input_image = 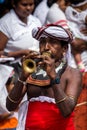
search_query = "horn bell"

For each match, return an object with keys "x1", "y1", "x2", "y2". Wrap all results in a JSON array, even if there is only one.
[{"x1": 23, "y1": 59, "x2": 36, "y2": 73}]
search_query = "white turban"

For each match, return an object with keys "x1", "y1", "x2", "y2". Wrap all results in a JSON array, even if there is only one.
[{"x1": 32, "y1": 24, "x2": 73, "y2": 43}]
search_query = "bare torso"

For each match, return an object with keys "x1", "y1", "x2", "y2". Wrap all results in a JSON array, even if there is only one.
[{"x1": 27, "y1": 66, "x2": 81, "y2": 100}]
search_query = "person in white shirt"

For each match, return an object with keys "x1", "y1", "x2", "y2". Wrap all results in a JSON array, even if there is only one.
[
  {"x1": 33, "y1": 0, "x2": 49, "y2": 25},
  {"x1": 0, "y1": 0, "x2": 41, "y2": 83},
  {"x1": 59, "y1": 0, "x2": 87, "y2": 73},
  {"x1": 33, "y1": 0, "x2": 56, "y2": 25},
  {"x1": 45, "y1": 0, "x2": 69, "y2": 29}
]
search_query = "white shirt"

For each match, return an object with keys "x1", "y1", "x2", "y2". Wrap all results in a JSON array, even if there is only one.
[
  {"x1": 65, "y1": 6, "x2": 87, "y2": 41},
  {"x1": 45, "y1": 3, "x2": 67, "y2": 28},
  {"x1": 33, "y1": 0, "x2": 49, "y2": 25},
  {"x1": 0, "y1": 9, "x2": 42, "y2": 52}
]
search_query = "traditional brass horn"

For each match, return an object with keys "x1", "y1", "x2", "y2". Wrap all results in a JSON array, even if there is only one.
[
  {"x1": 23, "y1": 52, "x2": 51, "y2": 73},
  {"x1": 23, "y1": 59, "x2": 36, "y2": 73}
]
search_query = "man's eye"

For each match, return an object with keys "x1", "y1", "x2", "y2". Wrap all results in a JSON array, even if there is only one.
[
  {"x1": 29, "y1": 3, "x2": 34, "y2": 6},
  {"x1": 21, "y1": 3, "x2": 28, "y2": 6}
]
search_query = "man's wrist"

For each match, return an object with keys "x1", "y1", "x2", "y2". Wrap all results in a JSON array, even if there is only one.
[
  {"x1": 18, "y1": 78, "x2": 27, "y2": 86},
  {"x1": 51, "y1": 77, "x2": 60, "y2": 85}
]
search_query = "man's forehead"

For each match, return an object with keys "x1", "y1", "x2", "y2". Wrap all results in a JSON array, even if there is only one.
[{"x1": 40, "y1": 37, "x2": 59, "y2": 42}]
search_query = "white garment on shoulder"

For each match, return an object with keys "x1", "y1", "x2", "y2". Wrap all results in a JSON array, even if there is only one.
[
  {"x1": 34, "y1": 0, "x2": 49, "y2": 25},
  {"x1": 45, "y1": 3, "x2": 67, "y2": 25},
  {"x1": 0, "y1": 9, "x2": 41, "y2": 52},
  {"x1": 65, "y1": 6, "x2": 87, "y2": 41}
]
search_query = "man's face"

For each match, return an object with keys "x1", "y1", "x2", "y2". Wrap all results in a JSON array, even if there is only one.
[
  {"x1": 39, "y1": 37, "x2": 65, "y2": 61},
  {"x1": 14, "y1": 0, "x2": 35, "y2": 19}
]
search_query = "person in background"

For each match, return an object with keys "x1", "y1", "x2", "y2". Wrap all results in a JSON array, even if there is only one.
[
  {"x1": 0, "y1": 64, "x2": 18, "y2": 130},
  {"x1": 58, "y1": 1, "x2": 87, "y2": 130},
  {"x1": 6, "y1": 24, "x2": 82, "y2": 130},
  {"x1": 45, "y1": 0, "x2": 69, "y2": 29},
  {"x1": 33, "y1": 0, "x2": 56, "y2": 25},
  {"x1": 0, "y1": 0, "x2": 41, "y2": 83},
  {"x1": 59, "y1": 0, "x2": 87, "y2": 73}
]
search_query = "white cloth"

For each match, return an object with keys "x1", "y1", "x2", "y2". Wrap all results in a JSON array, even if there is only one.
[
  {"x1": 0, "y1": 83, "x2": 18, "y2": 120},
  {"x1": 45, "y1": 3, "x2": 68, "y2": 29},
  {"x1": 30, "y1": 96, "x2": 55, "y2": 103},
  {"x1": 0, "y1": 64, "x2": 13, "y2": 113},
  {"x1": 0, "y1": 57, "x2": 15, "y2": 63},
  {"x1": 16, "y1": 101, "x2": 29, "y2": 130},
  {"x1": 67, "y1": 44, "x2": 87, "y2": 72},
  {"x1": 0, "y1": 64, "x2": 18, "y2": 121},
  {"x1": 0, "y1": 84, "x2": 10, "y2": 114},
  {"x1": 0, "y1": 9, "x2": 41, "y2": 53},
  {"x1": 65, "y1": 6, "x2": 87, "y2": 41},
  {"x1": 0, "y1": 64, "x2": 13, "y2": 91},
  {"x1": 32, "y1": 24, "x2": 73, "y2": 43},
  {"x1": 34, "y1": 0, "x2": 49, "y2": 25}
]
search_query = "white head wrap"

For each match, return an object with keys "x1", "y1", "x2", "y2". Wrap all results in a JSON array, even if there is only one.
[{"x1": 32, "y1": 24, "x2": 73, "y2": 43}]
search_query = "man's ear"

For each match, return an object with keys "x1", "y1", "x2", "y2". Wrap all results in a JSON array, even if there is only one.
[{"x1": 63, "y1": 45, "x2": 68, "y2": 53}]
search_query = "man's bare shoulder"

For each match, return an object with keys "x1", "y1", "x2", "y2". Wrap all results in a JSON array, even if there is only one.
[{"x1": 64, "y1": 66, "x2": 82, "y2": 79}]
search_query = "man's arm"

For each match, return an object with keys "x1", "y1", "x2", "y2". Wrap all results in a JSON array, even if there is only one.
[{"x1": 52, "y1": 68, "x2": 82, "y2": 117}]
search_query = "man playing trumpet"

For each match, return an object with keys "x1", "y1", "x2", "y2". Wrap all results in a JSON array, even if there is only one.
[{"x1": 6, "y1": 24, "x2": 82, "y2": 130}]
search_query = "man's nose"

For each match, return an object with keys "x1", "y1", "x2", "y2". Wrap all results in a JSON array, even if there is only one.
[{"x1": 26, "y1": 5, "x2": 31, "y2": 10}]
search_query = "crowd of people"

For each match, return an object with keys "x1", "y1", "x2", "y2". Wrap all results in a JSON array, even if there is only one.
[{"x1": 0, "y1": 0, "x2": 87, "y2": 130}]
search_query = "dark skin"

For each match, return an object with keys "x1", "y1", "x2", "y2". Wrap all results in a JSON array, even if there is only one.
[
  {"x1": 0, "y1": 113, "x2": 13, "y2": 123},
  {"x1": 13, "y1": 0, "x2": 35, "y2": 24},
  {"x1": 6, "y1": 37, "x2": 82, "y2": 117}
]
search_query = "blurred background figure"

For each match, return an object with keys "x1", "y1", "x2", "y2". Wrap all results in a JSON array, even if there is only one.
[
  {"x1": 33, "y1": 0, "x2": 56, "y2": 25},
  {"x1": 0, "y1": 1, "x2": 41, "y2": 128},
  {"x1": 45, "y1": 0, "x2": 69, "y2": 29},
  {"x1": 0, "y1": 64, "x2": 18, "y2": 130},
  {"x1": 65, "y1": 0, "x2": 87, "y2": 73},
  {"x1": 59, "y1": 0, "x2": 87, "y2": 73},
  {"x1": 0, "y1": 0, "x2": 41, "y2": 83},
  {"x1": 58, "y1": 1, "x2": 87, "y2": 130}
]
